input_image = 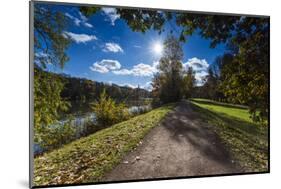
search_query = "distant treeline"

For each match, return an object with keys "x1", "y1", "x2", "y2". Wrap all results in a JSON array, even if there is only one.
[
  {"x1": 34, "y1": 66, "x2": 152, "y2": 151},
  {"x1": 35, "y1": 66, "x2": 151, "y2": 113}
]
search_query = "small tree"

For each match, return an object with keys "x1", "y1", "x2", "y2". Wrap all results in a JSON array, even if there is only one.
[{"x1": 92, "y1": 89, "x2": 130, "y2": 127}]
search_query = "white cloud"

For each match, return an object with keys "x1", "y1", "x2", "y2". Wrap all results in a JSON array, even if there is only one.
[
  {"x1": 112, "y1": 69, "x2": 132, "y2": 75},
  {"x1": 78, "y1": 11, "x2": 87, "y2": 22},
  {"x1": 35, "y1": 52, "x2": 49, "y2": 58},
  {"x1": 90, "y1": 63, "x2": 109, "y2": 73},
  {"x1": 65, "y1": 12, "x2": 93, "y2": 28},
  {"x1": 102, "y1": 8, "x2": 120, "y2": 25},
  {"x1": 183, "y1": 57, "x2": 209, "y2": 72},
  {"x1": 194, "y1": 71, "x2": 209, "y2": 86},
  {"x1": 34, "y1": 52, "x2": 52, "y2": 64},
  {"x1": 183, "y1": 57, "x2": 209, "y2": 86},
  {"x1": 118, "y1": 82, "x2": 153, "y2": 91},
  {"x1": 90, "y1": 59, "x2": 121, "y2": 73},
  {"x1": 103, "y1": 42, "x2": 124, "y2": 53},
  {"x1": 119, "y1": 83, "x2": 138, "y2": 89},
  {"x1": 78, "y1": 12, "x2": 93, "y2": 28},
  {"x1": 113, "y1": 62, "x2": 158, "y2": 77},
  {"x1": 83, "y1": 22, "x2": 93, "y2": 28},
  {"x1": 152, "y1": 61, "x2": 159, "y2": 69},
  {"x1": 99, "y1": 59, "x2": 121, "y2": 70},
  {"x1": 62, "y1": 31, "x2": 97, "y2": 43},
  {"x1": 65, "y1": 13, "x2": 81, "y2": 26},
  {"x1": 141, "y1": 81, "x2": 153, "y2": 91}
]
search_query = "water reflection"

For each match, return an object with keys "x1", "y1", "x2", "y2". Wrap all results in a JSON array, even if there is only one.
[{"x1": 34, "y1": 105, "x2": 151, "y2": 155}]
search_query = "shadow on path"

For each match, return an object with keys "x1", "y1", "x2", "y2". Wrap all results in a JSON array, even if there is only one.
[
  {"x1": 162, "y1": 101, "x2": 234, "y2": 166},
  {"x1": 103, "y1": 101, "x2": 241, "y2": 182}
]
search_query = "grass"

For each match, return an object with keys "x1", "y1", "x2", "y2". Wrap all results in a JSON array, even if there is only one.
[
  {"x1": 191, "y1": 98, "x2": 251, "y2": 123},
  {"x1": 190, "y1": 98, "x2": 268, "y2": 172},
  {"x1": 33, "y1": 104, "x2": 174, "y2": 186}
]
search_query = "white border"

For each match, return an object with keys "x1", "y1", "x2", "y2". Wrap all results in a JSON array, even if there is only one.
[{"x1": 1, "y1": 0, "x2": 280, "y2": 189}]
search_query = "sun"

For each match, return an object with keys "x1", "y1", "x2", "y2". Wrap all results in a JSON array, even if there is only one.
[{"x1": 152, "y1": 42, "x2": 163, "y2": 55}]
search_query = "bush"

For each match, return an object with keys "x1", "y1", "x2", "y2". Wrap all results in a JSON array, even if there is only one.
[
  {"x1": 91, "y1": 90, "x2": 130, "y2": 127},
  {"x1": 36, "y1": 120, "x2": 76, "y2": 152},
  {"x1": 151, "y1": 97, "x2": 162, "y2": 108}
]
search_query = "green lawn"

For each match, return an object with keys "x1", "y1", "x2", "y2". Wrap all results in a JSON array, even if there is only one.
[
  {"x1": 33, "y1": 104, "x2": 174, "y2": 186},
  {"x1": 191, "y1": 98, "x2": 251, "y2": 123},
  {"x1": 190, "y1": 98, "x2": 268, "y2": 172}
]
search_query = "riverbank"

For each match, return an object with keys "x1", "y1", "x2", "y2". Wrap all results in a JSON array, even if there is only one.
[
  {"x1": 33, "y1": 104, "x2": 174, "y2": 186},
  {"x1": 34, "y1": 104, "x2": 152, "y2": 156}
]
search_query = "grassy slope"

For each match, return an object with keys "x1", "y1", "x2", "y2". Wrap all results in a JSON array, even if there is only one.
[
  {"x1": 191, "y1": 98, "x2": 251, "y2": 122},
  {"x1": 191, "y1": 98, "x2": 268, "y2": 172},
  {"x1": 33, "y1": 104, "x2": 174, "y2": 186}
]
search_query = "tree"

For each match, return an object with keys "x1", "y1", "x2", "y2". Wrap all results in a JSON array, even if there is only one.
[
  {"x1": 80, "y1": 7, "x2": 167, "y2": 33},
  {"x1": 34, "y1": 5, "x2": 71, "y2": 68},
  {"x1": 174, "y1": 15, "x2": 269, "y2": 122},
  {"x1": 219, "y1": 28, "x2": 269, "y2": 122},
  {"x1": 33, "y1": 4, "x2": 71, "y2": 145},
  {"x1": 152, "y1": 36, "x2": 184, "y2": 104},
  {"x1": 91, "y1": 90, "x2": 130, "y2": 127},
  {"x1": 182, "y1": 67, "x2": 196, "y2": 98},
  {"x1": 178, "y1": 16, "x2": 269, "y2": 122},
  {"x1": 34, "y1": 67, "x2": 70, "y2": 145},
  {"x1": 204, "y1": 68, "x2": 217, "y2": 100}
]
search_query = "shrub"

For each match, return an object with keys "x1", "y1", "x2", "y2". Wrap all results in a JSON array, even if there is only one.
[
  {"x1": 36, "y1": 120, "x2": 76, "y2": 152},
  {"x1": 91, "y1": 90, "x2": 130, "y2": 127},
  {"x1": 151, "y1": 97, "x2": 162, "y2": 108}
]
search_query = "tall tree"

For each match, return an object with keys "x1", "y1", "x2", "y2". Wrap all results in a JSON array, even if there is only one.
[
  {"x1": 219, "y1": 22, "x2": 269, "y2": 122},
  {"x1": 33, "y1": 4, "x2": 71, "y2": 143},
  {"x1": 203, "y1": 68, "x2": 219, "y2": 100},
  {"x1": 182, "y1": 67, "x2": 196, "y2": 98},
  {"x1": 34, "y1": 5, "x2": 70, "y2": 68},
  {"x1": 176, "y1": 15, "x2": 269, "y2": 122},
  {"x1": 152, "y1": 36, "x2": 184, "y2": 104}
]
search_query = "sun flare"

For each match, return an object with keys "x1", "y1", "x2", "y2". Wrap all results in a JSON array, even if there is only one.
[{"x1": 152, "y1": 42, "x2": 163, "y2": 55}]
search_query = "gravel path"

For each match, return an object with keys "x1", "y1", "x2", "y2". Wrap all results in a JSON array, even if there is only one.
[{"x1": 103, "y1": 101, "x2": 240, "y2": 181}]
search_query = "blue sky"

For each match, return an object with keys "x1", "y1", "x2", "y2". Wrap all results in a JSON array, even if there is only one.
[{"x1": 36, "y1": 3, "x2": 226, "y2": 90}]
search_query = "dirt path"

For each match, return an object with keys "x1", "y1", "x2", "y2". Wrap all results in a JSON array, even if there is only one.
[{"x1": 103, "y1": 101, "x2": 241, "y2": 181}]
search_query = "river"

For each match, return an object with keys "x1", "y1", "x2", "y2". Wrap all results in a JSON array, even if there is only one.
[{"x1": 34, "y1": 105, "x2": 151, "y2": 155}]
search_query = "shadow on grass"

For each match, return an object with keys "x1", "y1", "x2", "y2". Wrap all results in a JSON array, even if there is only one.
[
  {"x1": 192, "y1": 103, "x2": 267, "y2": 140},
  {"x1": 191, "y1": 99, "x2": 248, "y2": 110},
  {"x1": 190, "y1": 102, "x2": 268, "y2": 172}
]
